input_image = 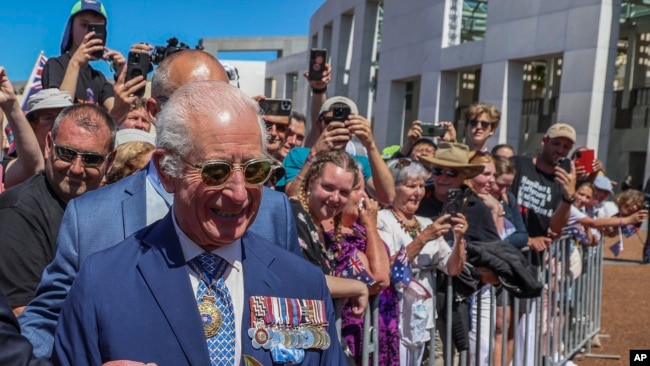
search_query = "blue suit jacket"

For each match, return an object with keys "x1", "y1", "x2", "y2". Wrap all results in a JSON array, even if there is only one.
[
  {"x1": 52, "y1": 214, "x2": 345, "y2": 366},
  {"x1": 0, "y1": 292, "x2": 49, "y2": 366},
  {"x1": 19, "y1": 168, "x2": 301, "y2": 358}
]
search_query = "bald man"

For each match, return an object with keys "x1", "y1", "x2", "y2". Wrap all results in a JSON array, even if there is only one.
[{"x1": 19, "y1": 50, "x2": 301, "y2": 358}]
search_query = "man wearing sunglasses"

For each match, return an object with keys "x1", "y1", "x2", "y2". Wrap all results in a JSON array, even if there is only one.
[
  {"x1": 416, "y1": 142, "x2": 501, "y2": 243},
  {"x1": 463, "y1": 102, "x2": 501, "y2": 152},
  {"x1": 20, "y1": 50, "x2": 302, "y2": 359},
  {"x1": 0, "y1": 103, "x2": 115, "y2": 317},
  {"x1": 53, "y1": 80, "x2": 345, "y2": 366}
]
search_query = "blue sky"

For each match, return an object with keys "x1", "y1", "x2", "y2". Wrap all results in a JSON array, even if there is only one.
[{"x1": 0, "y1": 0, "x2": 324, "y2": 82}]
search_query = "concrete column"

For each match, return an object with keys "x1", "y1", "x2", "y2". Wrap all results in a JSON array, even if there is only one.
[
  {"x1": 556, "y1": 1, "x2": 619, "y2": 164},
  {"x1": 347, "y1": 2, "x2": 379, "y2": 118},
  {"x1": 478, "y1": 60, "x2": 525, "y2": 152}
]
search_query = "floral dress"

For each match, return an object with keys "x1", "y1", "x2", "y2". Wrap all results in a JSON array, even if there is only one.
[{"x1": 325, "y1": 222, "x2": 400, "y2": 366}]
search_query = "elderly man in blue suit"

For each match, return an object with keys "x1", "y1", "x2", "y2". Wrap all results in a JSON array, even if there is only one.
[
  {"x1": 19, "y1": 49, "x2": 301, "y2": 359},
  {"x1": 53, "y1": 80, "x2": 344, "y2": 365}
]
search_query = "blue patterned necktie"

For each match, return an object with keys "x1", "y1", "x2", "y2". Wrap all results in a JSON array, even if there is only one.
[{"x1": 192, "y1": 252, "x2": 236, "y2": 365}]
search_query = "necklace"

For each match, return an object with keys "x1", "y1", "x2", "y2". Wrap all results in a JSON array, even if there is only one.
[
  {"x1": 391, "y1": 209, "x2": 421, "y2": 239},
  {"x1": 188, "y1": 260, "x2": 223, "y2": 338}
]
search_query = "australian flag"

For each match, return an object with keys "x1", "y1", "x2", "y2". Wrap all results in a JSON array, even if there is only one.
[
  {"x1": 339, "y1": 251, "x2": 376, "y2": 287},
  {"x1": 390, "y1": 244, "x2": 413, "y2": 288},
  {"x1": 6, "y1": 51, "x2": 47, "y2": 155},
  {"x1": 564, "y1": 225, "x2": 590, "y2": 245}
]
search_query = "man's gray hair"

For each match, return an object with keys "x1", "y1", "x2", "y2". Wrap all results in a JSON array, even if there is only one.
[{"x1": 155, "y1": 80, "x2": 268, "y2": 178}]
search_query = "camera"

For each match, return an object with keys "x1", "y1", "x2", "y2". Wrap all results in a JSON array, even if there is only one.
[
  {"x1": 332, "y1": 106, "x2": 351, "y2": 122},
  {"x1": 125, "y1": 51, "x2": 151, "y2": 97},
  {"x1": 150, "y1": 37, "x2": 203, "y2": 65},
  {"x1": 442, "y1": 188, "x2": 465, "y2": 217},
  {"x1": 557, "y1": 157, "x2": 572, "y2": 173},
  {"x1": 421, "y1": 122, "x2": 446, "y2": 138}
]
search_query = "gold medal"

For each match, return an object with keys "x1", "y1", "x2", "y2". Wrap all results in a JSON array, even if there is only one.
[{"x1": 198, "y1": 296, "x2": 222, "y2": 338}]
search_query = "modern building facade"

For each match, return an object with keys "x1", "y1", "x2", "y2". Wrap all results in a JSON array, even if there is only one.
[{"x1": 260, "y1": 0, "x2": 650, "y2": 190}]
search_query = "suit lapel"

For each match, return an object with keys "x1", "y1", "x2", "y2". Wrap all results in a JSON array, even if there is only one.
[
  {"x1": 121, "y1": 170, "x2": 148, "y2": 238},
  {"x1": 240, "y1": 234, "x2": 280, "y2": 360},
  {"x1": 136, "y1": 214, "x2": 210, "y2": 365}
]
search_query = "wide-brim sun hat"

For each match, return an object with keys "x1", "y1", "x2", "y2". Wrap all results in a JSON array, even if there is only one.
[{"x1": 418, "y1": 142, "x2": 485, "y2": 178}]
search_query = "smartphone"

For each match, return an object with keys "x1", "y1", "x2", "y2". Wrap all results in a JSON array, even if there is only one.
[
  {"x1": 332, "y1": 106, "x2": 351, "y2": 122},
  {"x1": 442, "y1": 188, "x2": 465, "y2": 218},
  {"x1": 643, "y1": 194, "x2": 650, "y2": 210},
  {"x1": 420, "y1": 122, "x2": 446, "y2": 138},
  {"x1": 574, "y1": 149, "x2": 595, "y2": 174},
  {"x1": 308, "y1": 49, "x2": 327, "y2": 81},
  {"x1": 87, "y1": 23, "x2": 106, "y2": 60},
  {"x1": 125, "y1": 51, "x2": 151, "y2": 97},
  {"x1": 557, "y1": 157, "x2": 572, "y2": 173},
  {"x1": 259, "y1": 99, "x2": 292, "y2": 124}
]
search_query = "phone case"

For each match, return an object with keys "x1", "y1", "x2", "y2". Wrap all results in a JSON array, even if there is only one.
[
  {"x1": 575, "y1": 149, "x2": 595, "y2": 173},
  {"x1": 87, "y1": 23, "x2": 106, "y2": 59},
  {"x1": 125, "y1": 52, "x2": 151, "y2": 97},
  {"x1": 259, "y1": 99, "x2": 292, "y2": 124},
  {"x1": 308, "y1": 49, "x2": 327, "y2": 81}
]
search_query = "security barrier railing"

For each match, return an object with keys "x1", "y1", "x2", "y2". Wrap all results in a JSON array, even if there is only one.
[{"x1": 337, "y1": 235, "x2": 604, "y2": 366}]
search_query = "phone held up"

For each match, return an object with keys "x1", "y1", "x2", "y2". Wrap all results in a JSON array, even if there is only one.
[
  {"x1": 557, "y1": 157, "x2": 572, "y2": 174},
  {"x1": 574, "y1": 149, "x2": 595, "y2": 173},
  {"x1": 442, "y1": 188, "x2": 469, "y2": 221},
  {"x1": 258, "y1": 99, "x2": 293, "y2": 124},
  {"x1": 125, "y1": 52, "x2": 150, "y2": 97},
  {"x1": 308, "y1": 49, "x2": 327, "y2": 81},
  {"x1": 87, "y1": 23, "x2": 106, "y2": 60}
]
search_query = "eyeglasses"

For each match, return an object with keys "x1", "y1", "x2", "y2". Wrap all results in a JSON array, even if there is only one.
[
  {"x1": 396, "y1": 158, "x2": 413, "y2": 169},
  {"x1": 469, "y1": 119, "x2": 492, "y2": 129},
  {"x1": 184, "y1": 157, "x2": 276, "y2": 188},
  {"x1": 52, "y1": 143, "x2": 111, "y2": 168},
  {"x1": 264, "y1": 121, "x2": 288, "y2": 133},
  {"x1": 431, "y1": 167, "x2": 461, "y2": 178}
]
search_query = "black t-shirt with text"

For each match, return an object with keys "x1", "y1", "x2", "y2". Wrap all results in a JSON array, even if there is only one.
[
  {"x1": 42, "y1": 53, "x2": 114, "y2": 106},
  {"x1": 509, "y1": 155, "x2": 563, "y2": 238}
]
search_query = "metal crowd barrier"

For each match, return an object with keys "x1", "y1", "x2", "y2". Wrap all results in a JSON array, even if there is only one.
[{"x1": 335, "y1": 235, "x2": 605, "y2": 366}]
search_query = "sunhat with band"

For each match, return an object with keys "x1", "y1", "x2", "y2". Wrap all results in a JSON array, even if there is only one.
[{"x1": 419, "y1": 142, "x2": 485, "y2": 178}]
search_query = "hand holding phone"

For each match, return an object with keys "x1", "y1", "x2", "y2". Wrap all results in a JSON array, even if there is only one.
[
  {"x1": 557, "y1": 157, "x2": 572, "y2": 173},
  {"x1": 87, "y1": 23, "x2": 107, "y2": 59},
  {"x1": 125, "y1": 51, "x2": 150, "y2": 97},
  {"x1": 574, "y1": 149, "x2": 595, "y2": 174},
  {"x1": 308, "y1": 49, "x2": 327, "y2": 81}
]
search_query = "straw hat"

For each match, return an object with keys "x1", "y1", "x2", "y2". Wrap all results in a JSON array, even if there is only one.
[{"x1": 419, "y1": 142, "x2": 485, "y2": 178}]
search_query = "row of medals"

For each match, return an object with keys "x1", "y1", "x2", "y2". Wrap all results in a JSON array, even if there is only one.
[{"x1": 249, "y1": 323, "x2": 331, "y2": 350}]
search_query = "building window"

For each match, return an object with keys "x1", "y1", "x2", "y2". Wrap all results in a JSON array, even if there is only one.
[{"x1": 461, "y1": 0, "x2": 487, "y2": 43}]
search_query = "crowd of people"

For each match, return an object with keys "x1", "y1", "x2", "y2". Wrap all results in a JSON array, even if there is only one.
[{"x1": 1, "y1": 1, "x2": 650, "y2": 365}]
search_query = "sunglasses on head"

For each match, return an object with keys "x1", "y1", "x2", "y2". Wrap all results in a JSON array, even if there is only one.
[
  {"x1": 53, "y1": 143, "x2": 110, "y2": 168},
  {"x1": 184, "y1": 157, "x2": 276, "y2": 188},
  {"x1": 469, "y1": 119, "x2": 491, "y2": 129},
  {"x1": 431, "y1": 167, "x2": 461, "y2": 178},
  {"x1": 264, "y1": 121, "x2": 288, "y2": 133}
]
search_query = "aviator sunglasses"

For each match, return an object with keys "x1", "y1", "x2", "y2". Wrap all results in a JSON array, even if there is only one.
[
  {"x1": 52, "y1": 143, "x2": 110, "y2": 168},
  {"x1": 184, "y1": 157, "x2": 276, "y2": 188},
  {"x1": 431, "y1": 167, "x2": 461, "y2": 178}
]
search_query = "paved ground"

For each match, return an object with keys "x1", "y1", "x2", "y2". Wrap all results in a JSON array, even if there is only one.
[{"x1": 577, "y1": 230, "x2": 650, "y2": 366}]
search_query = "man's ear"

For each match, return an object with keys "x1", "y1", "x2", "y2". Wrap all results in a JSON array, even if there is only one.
[
  {"x1": 145, "y1": 97, "x2": 160, "y2": 125},
  {"x1": 152, "y1": 149, "x2": 176, "y2": 193},
  {"x1": 44, "y1": 132, "x2": 54, "y2": 160}
]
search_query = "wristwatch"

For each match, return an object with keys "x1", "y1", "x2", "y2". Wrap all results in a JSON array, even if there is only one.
[{"x1": 562, "y1": 196, "x2": 575, "y2": 204}]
